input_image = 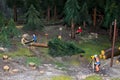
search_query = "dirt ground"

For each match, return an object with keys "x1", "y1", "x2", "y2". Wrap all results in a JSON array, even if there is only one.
[
  {"x1": 0, "y1": 56, "x2": 120, "y2": 80},
  {"x1": 0, "y1": 25, "x2": 120, "y2": 80}
]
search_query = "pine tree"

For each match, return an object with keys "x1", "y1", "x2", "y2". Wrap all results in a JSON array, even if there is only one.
[
  {"x1": 0, "y1": 12, "x2": 5, "y2": 29},
  {"x1": 0, "y1": 19, "x2": 20, "y2": 46},
  {"x1": 64, "y1": 0, "x2": 80, "y2": 38},
  {"x1": 7, "y1": 19, "x2": 20, "y2": 38},
  {"x1": 24, "y1": 5, "x2": 44, "y2": 31}
]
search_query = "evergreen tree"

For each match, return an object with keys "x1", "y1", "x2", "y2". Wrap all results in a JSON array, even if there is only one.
[
  {"x1": 0, "y1": 12, "x2": 5, "y2": 29},
  {"x1": 0, "y1": 19, "x2": 19, "y2": 46},
  {"x1": 64, "y1": 0, "x2": 80, "y2": 38},
  {"x1": 7, "y1": 19, "x2": 20, "y2": 38},
  {"x1": 24, "y1": 5, "x2": 44, "y2": 31}
]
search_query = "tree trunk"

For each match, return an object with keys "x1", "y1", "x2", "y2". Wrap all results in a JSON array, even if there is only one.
[
  {"x1": 71, "y1": 20, "x2": 75, "y2": 39},
  {"x1": 47, "y1": 6, "x2": 50, "y2": 21},
  {"x1": 13, "y1": 5, "x2": 17, "y2": 22},
  {"x1": 54, "y1": 5, "x2": 57, "y2": 20},
  {"x1": 83, "y1": 21, "x2": 86, "y2": 29},
  {"x1": 93, "y1": 7, "x2": 96, "y2": 27}
]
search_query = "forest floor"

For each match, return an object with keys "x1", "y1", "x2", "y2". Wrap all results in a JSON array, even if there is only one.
[{"x1": 0, "y1": 25, "x2": 120, "y2": 80}]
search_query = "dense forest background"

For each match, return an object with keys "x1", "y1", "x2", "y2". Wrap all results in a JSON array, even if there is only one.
[{"x1": 0, "y1": 0, "x2": 120, "y2": 46}]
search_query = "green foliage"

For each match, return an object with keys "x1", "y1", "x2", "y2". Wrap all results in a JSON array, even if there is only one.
[
  {"x1": 103, "y1": 0, "x2": 119, "y2": 28},
  {"x1": 64, "y1": 0, "x2": 80, "y2": 25},
  {"x1": 84, "y1": 75, "x2": 102, "y2": 80},
  {"x1": 0, "y1": 32, "x2": 10, "y2": 46},
  {"x1": 51, "y1": 75, "x2": 73, "y2": 80},
  {"x1": 24, "y1": 5, "x2": 44, "y2": 31},
  {"x1": 6, "y1": 19, "x2": 20, "y2": 38},
  {"x1": 48, "y1": 38, "x2": 85, "y2": 57},
  {"x1": 6, "y1": 0, "x2": 24, "y2": 8},
  {"x1": 79, "y1": 2, "x2": 92, "y2": 25},
  {"x1": 0, "y1": 19, "x2": 20, "y2": 46},
  {"x1": 0, "y1": 12, "x2": 5, "y2": 28}
]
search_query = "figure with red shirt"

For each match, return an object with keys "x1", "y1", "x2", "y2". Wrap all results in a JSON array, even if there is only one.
[{"x1": 76, "y1": 26, "x2": 82, "y2": 34}]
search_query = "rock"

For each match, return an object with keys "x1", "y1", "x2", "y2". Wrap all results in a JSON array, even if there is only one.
[
  {"x1": 12, "y1": 69, "x2": 19, "y2": 73},
  {"x1": 0, "y1": 47, "x2": 8, "y2": 52}
]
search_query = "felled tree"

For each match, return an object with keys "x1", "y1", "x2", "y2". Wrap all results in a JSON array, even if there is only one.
[
  {"x1": 24, "y1": 5, "x2": 44, "y2": 31},
  {"x1": 48, "y1": 38, "x2": 85, "y2": 57}
]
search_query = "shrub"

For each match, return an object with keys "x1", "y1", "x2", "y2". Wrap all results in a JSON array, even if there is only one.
[{"x1": 48, "y1": 38, "x2": 85, "y2": 57}]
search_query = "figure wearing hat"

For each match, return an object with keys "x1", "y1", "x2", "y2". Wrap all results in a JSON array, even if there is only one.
[{"x1": 91, "y1": 54, "x2": 100, "y2": 72}]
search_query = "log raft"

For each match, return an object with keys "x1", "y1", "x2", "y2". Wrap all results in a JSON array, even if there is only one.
[{"x1": 99, "y1": 47, "x2": 120, "y2": 59}]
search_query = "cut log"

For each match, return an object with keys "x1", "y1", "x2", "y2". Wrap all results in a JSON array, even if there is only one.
[
  {"x1": 29, "y1": 43, "x2": 48, "y2": 48},
  {"x1": 100, "y1": 48, "x2": 120, "y2": 59}
]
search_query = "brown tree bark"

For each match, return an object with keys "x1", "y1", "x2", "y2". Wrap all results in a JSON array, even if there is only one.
[
  {"x1": 13, "y1": 5, "x2": 17, "y2": 22},
  {"x1": 93, "y1": 7, "x2": 96, "y2": 27},
  {"x1": 54, "y1": 5, "x2": 57, "y2": 20},
  {"x1": 47, "y1": 6, "x2": 50, "y2": 21},
  {"x1": 83, "y1": 21, "x2": 86, "y2": 29},
  {"x1": 71, "y1": 20, "x2": 75, "y2": 39}
]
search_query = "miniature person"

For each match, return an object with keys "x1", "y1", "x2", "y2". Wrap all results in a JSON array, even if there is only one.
[
  {"x1": 94, "y1": 55, "x2": 100, "y2": 72},
  {"x1": 76, "y1": 26, "x2": 82, "y2": 34},
  {"x1": 32, "y1": 34, "x2": 37, "y2": 42}
]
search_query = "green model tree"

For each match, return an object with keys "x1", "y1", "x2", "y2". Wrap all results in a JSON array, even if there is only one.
[
  {"x1": 48, "y1": 38, "x2": 85, "y2": 57},
  {"x1": 0, "y1": 18, "x2": 20, "y2": 46},
  {"x1": 64, "y1": 0, "x2": 80, "y2": 39},
  {"x1": 24, "y1": 5, "x2": 44, "y2": 31}
]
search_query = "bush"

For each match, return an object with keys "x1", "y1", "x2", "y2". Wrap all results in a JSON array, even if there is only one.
[{"x1": 48, "y1": 38, "x2": 85, "y2": 57}]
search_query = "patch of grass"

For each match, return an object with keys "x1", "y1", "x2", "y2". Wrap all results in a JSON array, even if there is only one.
[
  {"x1": 26, "y1": 56, "x2": 41, "y2": 66},
  {"x1": 69, "y1": 60, "x2": 80, "y2": 66},
  {"x1": 0, "y1": 48, "x2": 32, "y2": 58},
  {"x1": 54, "y1": 62, "x2": 66, "y2": 68},
  {"x1": 51, "y1": 75, "x2": 73, "y2": 80},
  {"x1": 84, "y1": 75, "x2": 102, "y2": 80},
  {"x1": 80, "y1": 35, "x2": 112, "y2": 59}
]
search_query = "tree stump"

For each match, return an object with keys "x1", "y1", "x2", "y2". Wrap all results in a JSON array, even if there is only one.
[
  {"x1": 3, "y1": 65, "x2": 10, "y2": 71},
  {"x1": 29, "y1": 62, "x2": 36, "y2": 69},
  {"x1": 3, "y1": 55, "x2": 8, "y2": 60}
]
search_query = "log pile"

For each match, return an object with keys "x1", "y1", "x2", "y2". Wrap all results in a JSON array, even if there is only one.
[{"x1": 99, "y1": 47, "x2": 120, "y2": 59}]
